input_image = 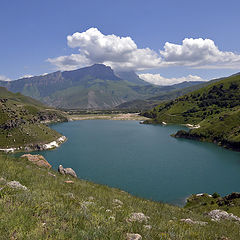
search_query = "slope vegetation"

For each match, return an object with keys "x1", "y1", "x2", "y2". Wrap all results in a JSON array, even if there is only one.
[
  {"x1": 1, "y1": 153, "x2": 240, "y2": 239},
  {"x1": 0, "y1": 87, "x2": 67, "y2": 151},
  {"x1": 143, "y1": 74, "x2": 240, "y2": 151}
]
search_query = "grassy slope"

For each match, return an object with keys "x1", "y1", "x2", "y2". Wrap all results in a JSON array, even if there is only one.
[
  {"x1": 0, "y1": 87, "x2": 67, "y2": 149},
  {"x1": 1, "y1": 153, "x2": 240, "y2": 240},
  {"x1": 143, "y1": 75, "x2": 240, "y2": 150}
]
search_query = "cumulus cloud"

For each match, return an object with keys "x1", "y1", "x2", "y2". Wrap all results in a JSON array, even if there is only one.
[
  {"x1": 48, "y1": 28, "x2": 161, "y2": 71},
  {"x1": 139, "y1": 73, "x2": 206, "y2": 86},
  {"x1": 0, "y1": 75, "x2": 11, "y2": 81},
  {"x1": 160, "y1": 38, "x2": 240, "y2": 68},
  {"x1": 48, "y1": 28, "x2": 240, "y2": 71}
]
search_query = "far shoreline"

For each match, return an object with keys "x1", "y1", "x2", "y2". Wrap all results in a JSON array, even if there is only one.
[{"x1": 67, "y1": 113, "x2": 150, "y2": 121}]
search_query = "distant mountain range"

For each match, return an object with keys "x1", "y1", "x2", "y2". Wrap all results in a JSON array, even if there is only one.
[{"x1": 0, "y1": 64, "x2": 206, "y2": 109}]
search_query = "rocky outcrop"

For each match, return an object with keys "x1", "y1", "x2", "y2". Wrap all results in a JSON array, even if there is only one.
[
  {"x1": 208, "y1": 209, "x2": 240, "y2": 222},
  {"x1": 58, "y1": 165, "x2": 77, "y2": 178},
  {"x1": 21, "y1": 154, "x2": 52, "y2": 168},
  {"x1": 217, "y1": 192, "x2": 240, "y2": 206}
]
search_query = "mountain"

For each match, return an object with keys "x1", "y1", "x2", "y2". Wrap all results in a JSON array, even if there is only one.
[
  {"x1": 143, "y1": 74, "x2": 240, "y2": 151},
  {"x1": 115, "y1": 70, "x2": 148, "y2": 85},
  {"x1": 0, "y1": 64, "x2": 207, "y2": 110},
  {"x1": 0, "y1": 64, "x2": 165, "y2": 109},
  {"x1": 0, "y1": 87, "x2": 67, "y2": 151}
]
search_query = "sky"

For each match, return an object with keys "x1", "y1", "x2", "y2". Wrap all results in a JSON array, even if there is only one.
[{"x1": 0, "y1": 0, "x2": 240, "y2": 85}]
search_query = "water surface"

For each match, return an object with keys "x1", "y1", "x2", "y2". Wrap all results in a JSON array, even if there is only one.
[{"x1": 38, "y1": 120, "x2": 240, "y2": 205}]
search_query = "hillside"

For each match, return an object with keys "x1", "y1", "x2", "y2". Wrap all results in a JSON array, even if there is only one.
[
  {"x1": 1, "y1": 153, "x2": 240, "y2": 239},
  {"x1": 0, "y1": 87, "x2": 67, "y2": 152},
  {"x1": 116, "y1": 80, "x2": 209, "y2": 110},
  {"x1": 143, "y1": 74, "x2": 240, "y2": 151},
  {"x1": 0, "y1": 64, "x2": 205, "y2": 110}
]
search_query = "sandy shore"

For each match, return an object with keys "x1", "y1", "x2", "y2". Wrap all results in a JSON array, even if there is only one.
[{"x1": 68, "y1": 113, "x2": 149, "y2": 121}]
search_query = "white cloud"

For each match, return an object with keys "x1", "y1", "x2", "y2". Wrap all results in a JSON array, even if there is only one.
[
  {"x1": 48, "y1": 53, "x2": 92, "y2": 71},
  {"x1": 160, "y1": 38, "x2": 240, "y2": 69},
  {"x1": 139, "y1": 73, "x2": 207, "y2": 86},
  {"x1": 0, "y1": 75, "x2": 11, "y2": 81},
  {"x1": 48, "y1": 28, "x2": 162, "y2": 71},
  {"x1": 48, "y1": 28, "x2": 240, "y2": 71}
]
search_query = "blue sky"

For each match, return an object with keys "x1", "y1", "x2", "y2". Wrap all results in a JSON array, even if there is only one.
[{"x1": 0, "y1": 0, "x2": 240, "y2": 84}]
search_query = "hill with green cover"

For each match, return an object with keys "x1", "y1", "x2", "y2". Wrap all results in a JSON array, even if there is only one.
[
  {"x1": 143, "y1": 74, "x2": 240, "y2": 151},
  {"x1": 0, "y1": 64, "x2": 205, "y2": 110},
  {"x1": 1, "y1": 153, "x2": 240, "y2": 239},
  {"x1": 0, "y1": 87, "x2": 67, "y2": 151}
]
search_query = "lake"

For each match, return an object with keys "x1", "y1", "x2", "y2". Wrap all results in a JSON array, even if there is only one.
[{"x1": 38, "y1": 120, "x2": 240, "y2": 206}]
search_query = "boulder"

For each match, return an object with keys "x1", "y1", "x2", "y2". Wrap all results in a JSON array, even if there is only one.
[
  {"x1": 58, "y1": 165, "x2": 77, "y2": 178},
  {"x1": 21, "y1": 154, "x2": 51, "y2": 169}
]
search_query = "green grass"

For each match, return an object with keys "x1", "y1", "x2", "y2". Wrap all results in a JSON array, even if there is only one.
[
  {"x1": 1, "y1": 153, "x2": 240, "y2": 239},
  {"x1": 0, "y1": 87, "x2": 67, "y2": 149}
]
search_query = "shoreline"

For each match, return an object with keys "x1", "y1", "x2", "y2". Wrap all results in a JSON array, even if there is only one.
[
  {"x1": 68, "y1": 113, "x2": 149, "y2": 121},
  {"x1": 0, "y1": 135, "x2": 67, "y2": 153}
]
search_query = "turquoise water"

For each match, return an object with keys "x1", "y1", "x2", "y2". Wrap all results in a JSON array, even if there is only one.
[{"x1": 38, "y1": 120, "x2": 240, "y2": 205}]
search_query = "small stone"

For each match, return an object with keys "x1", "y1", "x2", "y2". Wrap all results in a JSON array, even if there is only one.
[
  {"x1": 7, "y1": 181, "x2": 28, "y2": 191},
  {"x1": 64, "y1": 180, "x2": 74, "y2": 184},
  {"x1": 127, "y1": 212, "x2": 149, "y2": 223},
  {"x1": 126, "y1": 233, "x2": 142, "y2": 240},
  {"x1": 180, "y1": 218, "x2": 208, "y2": 226},
  {"x1": 113, "y1": 199, "x2": 123, "y2": 205}
]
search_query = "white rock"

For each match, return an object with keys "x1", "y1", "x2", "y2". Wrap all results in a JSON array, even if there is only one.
[
  {"x1": 7, "y1": 181, "x2": 28, "y2": 191},
  {"x1": 127, "y1": 212, "x2": 149, "y2": 223},
  {"x1": 208, "y1": 209, "x2": 240, "y2": 221}
]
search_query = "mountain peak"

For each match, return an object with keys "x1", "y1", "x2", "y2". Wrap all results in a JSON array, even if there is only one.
[
  {"x1": 115, "y1": 70, "x2": 148, "y2": 85},
  {"x1": 62, "y1": 64, "x2": 121, "y2": 81}
]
